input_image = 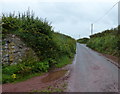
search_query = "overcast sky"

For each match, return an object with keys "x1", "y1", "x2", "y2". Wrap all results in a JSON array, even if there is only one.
[{"x1": 0, "y1": 0, "x2": 119, "y2": 39}]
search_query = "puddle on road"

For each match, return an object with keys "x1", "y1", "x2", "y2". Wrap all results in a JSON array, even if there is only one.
[{"x1": 42, "y1": 70, "x2": 67, "y2": 83}]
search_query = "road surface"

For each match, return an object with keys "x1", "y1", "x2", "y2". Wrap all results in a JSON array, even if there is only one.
[{"x1": 68, "y1": 43, "x2": 119, "y2": 92}]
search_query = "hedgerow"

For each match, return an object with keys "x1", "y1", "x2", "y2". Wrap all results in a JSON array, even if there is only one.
[
  {"x1": 87, "y1": 26, "x2": 120, "y2": 57},
  {"x1": 2, "y1": 10, "x2": 76, "y2": 83}
]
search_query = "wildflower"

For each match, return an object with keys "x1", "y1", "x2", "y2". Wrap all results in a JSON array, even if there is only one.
[{"x1": 11, "y1": 74, "x2": 16, "y2": 79}]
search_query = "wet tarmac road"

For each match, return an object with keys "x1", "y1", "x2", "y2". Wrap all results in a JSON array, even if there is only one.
[{"x1": 68, "y1": 43, "x2": 119, "y2": 92}]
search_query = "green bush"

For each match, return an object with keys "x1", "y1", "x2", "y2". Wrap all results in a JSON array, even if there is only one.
[
  {"x1": 77, "y1": 38, "x2": 89, "y2": 44},
  {"x1": 2, "y1": 10, "x2": 76, "y2": 84},
  {"x1": 33, "y1": 61, "x2": 49, "y2": 72},
  {"x1": 2, "y1": 74, "x2": 14, "y2": 84},
  {"x1": 87, "y1": 26, "x2": 119, "y2": 57},
  {"x1": 3, "y1": 65, "x2": 21, "y2": 75},
  {"x1": 55, "y1": 55, "x2": 72, "y2": 68}
]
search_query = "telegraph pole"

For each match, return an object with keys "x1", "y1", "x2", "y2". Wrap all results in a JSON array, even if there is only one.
[
  {"x1": 91, "y1": 23, "x2": 93, "y2": 35},
  {"x1": 79, "y1": 35, "x2": 80, "y2": 38},
  {"x1": 118, "y1": 1, "x2": 120, "y2": 25}
]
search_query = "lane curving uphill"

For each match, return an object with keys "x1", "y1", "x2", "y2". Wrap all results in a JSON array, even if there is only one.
[{"x1": 68, "y1": 43, "x2": 119, "y2": 92}]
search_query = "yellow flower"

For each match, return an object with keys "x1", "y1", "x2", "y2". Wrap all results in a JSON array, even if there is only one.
[{"x1": 11, "y1": 74, "x2": 16, "y2": 79}]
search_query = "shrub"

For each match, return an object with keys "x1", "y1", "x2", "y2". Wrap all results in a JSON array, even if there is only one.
[
  {"x1": 77, "y1": 38, "x2": 89, "y2": 44},
  {"x1": 87, "y1": 26, "x2": 119, "y2": 57},
  {"x1": 2, "y1": 10, "x2": 76, "y2": 84}
]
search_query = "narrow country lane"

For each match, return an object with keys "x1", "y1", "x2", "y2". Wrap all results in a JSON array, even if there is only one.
[{"x1": 68, "y1": 43, "x2": 119, "y2": 92}]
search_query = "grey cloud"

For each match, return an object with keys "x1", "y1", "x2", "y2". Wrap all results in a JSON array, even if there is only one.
[{"x1": 0, "y1": 1, "x2": 118, "y2": 39}]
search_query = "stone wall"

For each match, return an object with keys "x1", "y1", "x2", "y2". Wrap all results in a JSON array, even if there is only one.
[{"x1": 2, "y1": 34, "x2": 31, "y2": 65}]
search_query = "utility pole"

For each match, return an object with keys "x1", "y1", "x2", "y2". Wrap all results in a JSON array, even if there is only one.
[
  {"x1": 91, "y1": 24, "x2": 93, "y2": 35},
  {"x1": 118, "y1": 1, "x2": 120, "y2": 25},
  {"x1": 79, "y1": 35, "x2": 80, "y2": 38}
]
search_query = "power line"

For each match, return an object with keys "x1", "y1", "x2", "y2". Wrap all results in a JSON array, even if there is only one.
[
  {"x1": 93, "y1": 1, "x2": 119, "y2": 24},
  {"x1": 90, "y1": 1, "x2": 120, "y2": 35}
]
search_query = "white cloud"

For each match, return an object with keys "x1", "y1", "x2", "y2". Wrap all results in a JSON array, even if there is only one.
[{"x1": 0, "y1": 0, "x2": 119, "y2": 2}]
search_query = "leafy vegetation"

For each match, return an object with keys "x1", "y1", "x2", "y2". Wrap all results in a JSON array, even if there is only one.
[
  {"x1": 77, "y1": 38, "x2": 89, "y2": 44},
  {"x1": 86, "y1": 26, "x2": 120, "y2": 57},
  {"x1": 2, "y1": 10, "x2": 76, "y2": 84}
]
